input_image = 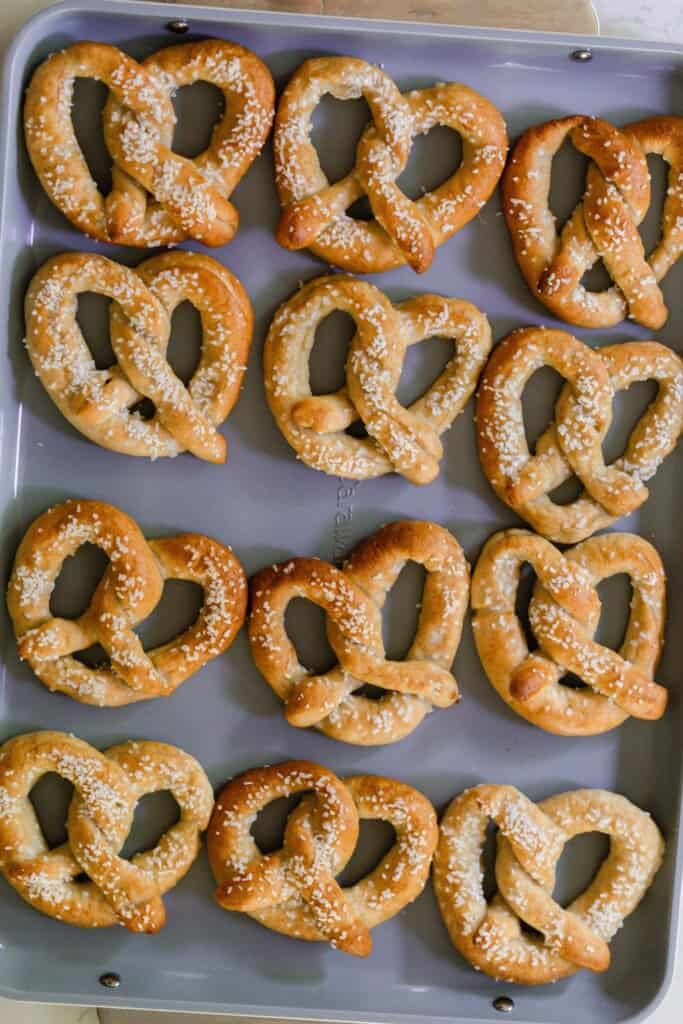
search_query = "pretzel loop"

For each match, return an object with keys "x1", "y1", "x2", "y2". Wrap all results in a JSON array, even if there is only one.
[
  {"x1": 434, "y1": 783, "x2": 665, "y2": 984},
  {"x1": 628, "y1": 117, "x2": 683, "y2": 279},
  {"x1": 208, "y1": 762, "x2": 438, "y2": 956},
  {"x1": 249, "y1": 521, "x2": 468, "y2": 745},
  {"x1": 7, "y1": 500, "x2": 247, "y2": 707},
  {"x1": 471, "y1": 528, "x2": 667, "y2": 735},
  {"x1": 274, "y1": 58, "x2": 507, "y2": 273},
  {"x1": 25, "y1": 251, "x2": 253, "y2": 463},
  {"x1": 275, "y1": 59, "x2": 415, "y2": 251},
  {"x1": 476, "y1": 327, "x2": 683, "y2": 542},
  {"x1": 0, "y1": 732, "x2": 213, "y2": 931},
  {"x1": 25, "y1": 40, "x2": 275, "y2": 247},
  {"x1": 266, "y1": 275, "x2": 492, "y2": 484}
]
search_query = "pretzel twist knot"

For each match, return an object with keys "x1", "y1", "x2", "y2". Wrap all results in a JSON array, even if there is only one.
[
  {"x1": 25, "y1": 40, "x2": 275, "y2": 247},
  {"x1": 249, "y1": 521, "x2": 468, "y2": 745},
  {"x1": 471, "y1": 528, "x2": 667, "y2": 735},
  {"x1": 476, "y1": 327, "x2": 683, "y2": 542},
  {"x1": 265, "y1": 276, "x2": 492, "y2": 483},
  {"x1": 0, "y1": 731, "x2": 213, "y2": 931},
  {"x1": 274, "y1": 57, "x2": 507, "y2": 273},
  {"x1": 7, "y1": 499, "x2": 247, "y2": 707},
  {"x1": 503, "y1": 115, "x2": 683, "y2": 328},
  {"x1": 208, "y1": 761, "x2": 437, "y2": 956},
  {"x1": 25, "y1": 251, "x2": 253, "y2": 462},
  {"x1": 434, "y1": 783, "x2": 665, "y2": 984}
]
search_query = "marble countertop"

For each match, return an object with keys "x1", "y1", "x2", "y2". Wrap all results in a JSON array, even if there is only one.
[
  {"x1": 597, "y1": 0, "x2": 683, "y2": 40},
  {"x1": 1, "y1": 0, "x2": 681, "y2": 1022}
]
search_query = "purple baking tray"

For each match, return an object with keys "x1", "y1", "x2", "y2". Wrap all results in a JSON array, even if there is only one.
[{"x1": 0, "y1": 1, "x2": 681, "y2": 1021}]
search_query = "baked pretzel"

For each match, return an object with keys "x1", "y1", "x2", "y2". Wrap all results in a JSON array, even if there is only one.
[
  {"x1": 503, "y1": 115, "x2": 683, "y2": 328},
  {"x1": 249, "y1": 520, "x2": 468, "y2": 745},
  {"x1": 0, "y1": 731, "x2": 213, "y2": 931},
  {"x1": 434, "y1": 783, "x2": 664, "y2": 984},
  {"x1": 208, "y1": 761, "x2": 437, "y2": 955},
  {"x1": 274, "y1": 57, "x2": 507, "y2": 273},
  {"x1": 471, "y1": 528, "x2": 667, "y2": 735},
  {"x1": 476, "y1": 328, "x2": 683, "y2": 542},
  {"x1": 265, "y1": 275, "x2": 491, "y2": 483},
  {"x1": 25, "y1": 40, "x2": 274, "y2": 246},
  {"x1": 7, "y1": 499, "x2": 247, "y2": 706},
  {"x1": 25, "y1": 250, "x2": 252, "y2": 462}
]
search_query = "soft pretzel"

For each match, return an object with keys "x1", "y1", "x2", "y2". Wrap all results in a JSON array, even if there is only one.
[
  {"x1": 249, "y1": 520, "x2": 468, "y2": 745},
  {"x1": 25, "y1": 40, "x2": 274, "y2": 246},
  {"x1": 434, "y1": 783, "x2": 664, "y2": 984},
  {"x1": 0, "y1": 731, "x2": 213, "y2": 931},
  {"x1": 503, "y1": 115, "x2": 683, "y2": 327},
  {"x1": 208, "y1": 760, "x2": 437, "y2": 955},
  {"x1": 471, "y1": 528, "x2": 667, "y2": 734},
  {"x1": 476, "y1": 327, "x2": 683, "y2": 542},
  {"x1": 25, "y1": 250, "x2": 253, "y2": 461},
  {"x1": 265, "y1": 275, "x2": 491, "y2": 483},
  {"x1": 7, "y1": 499, "x2": 247, "y2": 706},
  {"x1": 274, "y1": 57, "x2": 507, "y2": 273}
]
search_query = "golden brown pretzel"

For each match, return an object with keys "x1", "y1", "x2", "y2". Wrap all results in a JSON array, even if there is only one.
[
  {"x1": 265, "y1": 275, "x2": 492, "y2": 483},
  {"x1": 249, "y1": 520, "x2": 468, "y2": 745},
  {"x1": 471, "y1": 528, "x2": 667, "y2": 735},
  {"x1": 503, "y1": 115, "x2": 683, "y2": 327},
  {"x1": 274, "y1": 57, "x2": 507, "y2": 273},
  {"x1": 208, "y1": 760, "x2": 437, "y2": 955},
  {"x1": 25, "y1": 40, "x2": 274, "y2": 247},
  {"x1": 7, "y1": 499, "x2": 247, "y2": 706},
  {"x1": 25, "y1": 250, "x2": 253, "y2": 462},
  {"x1": 0, "y1": 731, "x2": 213, "y2": 931},
  {"x1": 476, "y1": 328, "x2": 683, "y2": 542},
  {"x1": 434, "y1": 783, "x2": 664, "y2": 984}
]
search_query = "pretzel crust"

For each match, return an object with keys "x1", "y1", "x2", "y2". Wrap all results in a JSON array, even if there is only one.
[
  {"x1": 503, "y1": 115, "x2": 683, "y2": 328},
  {"x1": 476, "y1": 327, "x2": 683, "y2": 542},
  {"x1": 7, "y1": 499, "x2": 247, "y2": 706},
  {"x1": 208, "y1": 760, "x2": 437, "y2": 956},
  {"x1": 25, "y1": 40, "x2": 274, "y2": 247},
  {"x1": 434, "y1": 783, "x2": 664, "y2": 984},
  {"x1": 471, "y1": 528, "x2": 667, "y2": 735},
  {"x1": 265, "y1": 275, "x2": 491, "y2": 483},
  {"x1": 274, "y1": 57, "x2": 507, "y2": 273},
  {"x1": 249, "y1": 520, "x2": 468, "y2": 745},
  {"x1": 0, "y1": 731, "x2": 213, "y2": 931}
]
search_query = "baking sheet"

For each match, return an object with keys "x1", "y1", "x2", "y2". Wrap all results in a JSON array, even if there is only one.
[{"x1": 0, "y1": 1, "x2": 682, "y2": 1021}]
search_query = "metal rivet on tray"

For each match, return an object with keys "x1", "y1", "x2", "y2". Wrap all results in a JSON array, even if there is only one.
[
  {"x1": 166, "y1": 19, "x2": 189, "y2": 34},
  {"x1": 493, "y1": 996, "x2": 515, "y2": 1013},
  {"x1": 570, "y1": 48, "x2": 593, "y2": 61},
  {"x1": 99, "y1": 972, "x2": 121, "y2": 989}
]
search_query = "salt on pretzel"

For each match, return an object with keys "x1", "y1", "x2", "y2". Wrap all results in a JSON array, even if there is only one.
[
  {"x1": 265, "y1": 275, "x2": 491, "y2": 483},
  {"x1": 249, "y1": 520, "x2": 468, "y2": 745},
  {"x1": 476, "y1": 327, "x2": 683, "y2": 543},
  {"x1": 503, "y1": 114, "x2": 683, "y2": 328},
  {"x1": 25, "y1": 250, "x2": 252, "y2": 462},
  {"x1": 7, "y1": 499, "x2": 247, "y2": 706},
  {"x1": 25, "y1": 40, "x2": 274, "y2": 247},
  {"x1": 0, "y1": 731, "x2": 213, "y2": 931},
  {"x1": 471, "y1": 528, "x2": 667, "y2": 735},
  {"x1": 434, "y1": 783, "x2": 664, "y2": 984},
  {"x1": 208, "y1": 760, "x2": 437, "y2": 955},
  {"x1": 274, "y1": 57, "x2": 507, "y2": 273}
]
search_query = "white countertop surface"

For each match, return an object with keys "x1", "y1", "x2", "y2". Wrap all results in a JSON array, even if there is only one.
[
  {"x1": 597, "y1": 0, "x2": 683, "y2": 41},
  {"x1": 1, "y1": 0, "x2": 681, "y2": 1022}
]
